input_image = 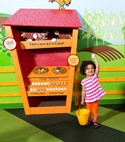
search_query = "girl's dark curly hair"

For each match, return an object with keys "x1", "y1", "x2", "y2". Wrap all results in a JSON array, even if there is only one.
[{"x1": 80, "y1": 60, "x2": 96, "y2": 75}]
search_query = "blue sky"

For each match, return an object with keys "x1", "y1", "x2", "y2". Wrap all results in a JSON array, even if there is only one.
[{"x1": 0, "y1": 0, "x2": 125, "y2": 15}]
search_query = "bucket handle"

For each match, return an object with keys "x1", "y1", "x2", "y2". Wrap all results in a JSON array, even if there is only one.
[{"x1": 78, "y1": 103, "x2": 83, "y2": 115}]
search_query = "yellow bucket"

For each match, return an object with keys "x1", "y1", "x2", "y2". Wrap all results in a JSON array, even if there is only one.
[{"x1": 76, "y1": 107, "x2": 90, "y2": 126}]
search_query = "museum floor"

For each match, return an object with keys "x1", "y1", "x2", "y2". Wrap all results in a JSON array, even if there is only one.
[{"x1": 1, "y1": 103, "x2": 125, "y2": 142}]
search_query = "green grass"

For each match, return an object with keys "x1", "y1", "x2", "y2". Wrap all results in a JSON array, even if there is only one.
[
  {"x1": 100, "y1": 82, "x2": 125, "y2": 90},
  {"x1": 0, "y1": 73, "x2": 17, "y2": 82},
  {"x1": 0, "y1": 86, "x2": 20, "y2": 93},
  {"x1": 0, "y1": 103, "x2": 23, "y2": 109},
  {"x1": 0, "y1": 65, "x2": 14, "y2": 69},
  {"x1": 0, "y1": 96, "x2": 22, "y2": 104},
  {"x1": 0, "y1": 52, "x2": 13, "y2": 66},
  {"x1": 0, "y1": 13, "x2": 11, "y2": 17}
]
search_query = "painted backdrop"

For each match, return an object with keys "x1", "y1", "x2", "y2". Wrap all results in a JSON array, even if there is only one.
[{"x1": 0, "y1": 0, "x2": 125, "y2": 108}]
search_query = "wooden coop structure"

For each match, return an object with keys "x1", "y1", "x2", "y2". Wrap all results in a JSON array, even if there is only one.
[{"x1": 3, "y1": 8, "x2": 82, "y2": 114}]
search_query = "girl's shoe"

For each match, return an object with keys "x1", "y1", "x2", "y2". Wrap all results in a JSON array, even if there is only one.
[
  {"x1": 86, "y1": 121, "x2": 93, "y2": 127},
  {"x1": 93, "y1": 122, "x2": 100, "y2": 129}
]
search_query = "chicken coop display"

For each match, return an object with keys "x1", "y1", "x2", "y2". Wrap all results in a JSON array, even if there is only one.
[{"x1": 3, "y1": 8, "x2": 82, "y2": 114}]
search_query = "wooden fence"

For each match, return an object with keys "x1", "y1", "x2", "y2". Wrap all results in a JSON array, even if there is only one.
[
  {"x1": 0, "y1": 67, "x2": 125, "y2": 107},
  {"x1": 73, "y1": 67, "x2": 125, "y2": 106},
  {"x1": 0, "y1": 68, "x2": 20, "y2": 106}
]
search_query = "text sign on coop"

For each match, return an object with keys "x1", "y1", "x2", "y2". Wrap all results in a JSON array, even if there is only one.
[
  {"x1": 68, "y1": 55, "x2": 79, "y2": 66},
  {"x1": 3, "y1": 37, "x2": 16, "y2": 50}
]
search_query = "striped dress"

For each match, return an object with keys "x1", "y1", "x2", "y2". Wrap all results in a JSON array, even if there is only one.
[{"x1": 81, "y1": 74, "x2": 106, "y2": 103}]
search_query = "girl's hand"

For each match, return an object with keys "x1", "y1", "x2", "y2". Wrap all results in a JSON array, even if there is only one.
[
  {"x1": 92, "y1": 53, "x2": 100, "y2": 75},
  {"x1": 80, "y1": 101, "x2": 85, "y2": 105},
  {"x1": 92, "y1": 53, "x2": 96, "y2": 59}
]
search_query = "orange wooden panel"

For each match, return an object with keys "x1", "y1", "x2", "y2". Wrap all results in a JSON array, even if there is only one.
[
  {"x1": 99, "y1": 77, "x2": 125, "y2": 82},
  {"x1": 76, "y1": 67, "x2": 125, "y2": 72},
  {"x1": 105, "y1": 90, "x2": 125, "y2": 94},
  {"x1": 100, "y1": 67, "x2": 125, "y2": 72},
  {"x1": 28, "y1": 66, "x2": 69, "y2": 78},
  {"x1": 66, "y1": 29, "x2": 78, "y2": 112},
  {"x1": 29, "y1": 78, "x2": 68, "y2": 82},
  {"x1": 0, "y1": 93, "x2": 20, "y2": 97},
  {"x1": 0, "y1": 82, "x2": 18, "y2": 86},
  {"x1": 27, "y1": 91, "x2": 68, "y2": 96},
  {"x1": 0, "y1": 68, "x2": 15, "y2": 73},
  {"x1": 101, "y1": 97, "x2": 125, "y2": 100},
  {"x1": 29, "y1": 106, "x2": 67, "y2": 114},
  {"x1": 72, "y1": 90, "x2": 125, "y2": 96},
  {"x1": 20, "y1": 39, "x2": 72, "y2": 49},
  {"x1": 75, "y1": 77, "x2": 125, "y2": 83},
  {"x1": 5, "y1": 26, "x2": 30, "y2": 114}
]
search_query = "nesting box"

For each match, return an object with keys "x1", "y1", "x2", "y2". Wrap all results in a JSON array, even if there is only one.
[{"x1": 3, "y1": 9, "x2": 82, "y2": 114}]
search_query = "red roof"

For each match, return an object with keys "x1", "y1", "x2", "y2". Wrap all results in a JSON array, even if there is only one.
[{"x1": 3, "y1": 9, "x2": 82, "y2": 28}]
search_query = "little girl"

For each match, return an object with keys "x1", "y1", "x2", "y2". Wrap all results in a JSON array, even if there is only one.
[{"x1": 80, "y1": 54, "x2": 106, "y2": 129}]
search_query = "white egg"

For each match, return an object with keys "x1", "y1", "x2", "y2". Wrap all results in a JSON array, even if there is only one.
[
  {"x1": 51, "y1": 38, "x2": 56, "y2": 43},
  {"x1": 30, "y1": 88, "x2": 33, "y2": 91},
  {"x1": 92, "y1": 53, "x2": 95, "y2": 59},
  {"x1": 64, "y1": 87, "x2": 67, "y2": 90},
  {"x1": 33, "y1": 33, "x2": 37, "y2": 39},
  {"x1": 27, "y1": 39, "x2": 32, "y2": 41},
  {"x1": 32, "y1": 82, "x2": 35, "y2": 86},
  {"x1": 34, "y1": 82, "x2": 37, "y2": 86},
  {"x1": 38, "y1": 82, "x2": 40, "y2": 85}
]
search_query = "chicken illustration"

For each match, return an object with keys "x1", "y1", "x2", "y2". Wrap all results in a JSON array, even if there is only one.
[
  {"x1": 54, "y1": 31, "x2": 72, "y2": 39},
  {"x1": 21, "y1": 32, "x2": 34, "y2": 41},
  {"x1": 6, "y1": 40, "x2": 14, "y2": 45},
  {"x1": 49, "y1": 0, "x2": 71, "y2": 9},
  {"x1": 21, "y1": 32, "x2": 48, "y2": 41}
]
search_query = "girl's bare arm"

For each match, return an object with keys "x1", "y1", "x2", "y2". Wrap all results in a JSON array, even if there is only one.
[
  {"x1": 92, "y1": 54, "x2": 100, "y2": 75},
  {"x1": 81, "y1": 85, "x2": 86, "y2": 105}
]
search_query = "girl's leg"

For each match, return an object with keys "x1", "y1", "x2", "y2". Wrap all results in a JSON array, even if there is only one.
[
  {"x1": 92, "y1": 101, "x2": 99, "y2": 121},
  {"x1": 92, "y1": 101, "x2": 100, "y2": 128},
  {"x1": 86, "y1": 102, "x2": 93, "y2": 126},
  {"x1": 86, "y1": 102, "x2": 92, "y2": 120}
]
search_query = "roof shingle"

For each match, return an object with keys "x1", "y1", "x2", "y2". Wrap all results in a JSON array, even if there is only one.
[{"x1": 3, "y1": 9, "x2": 82, "y2": 28}]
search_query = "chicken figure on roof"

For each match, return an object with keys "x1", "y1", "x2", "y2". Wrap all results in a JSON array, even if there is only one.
[{"x1": 49, "y1": 0, "x2": 71, "y2": 9}]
